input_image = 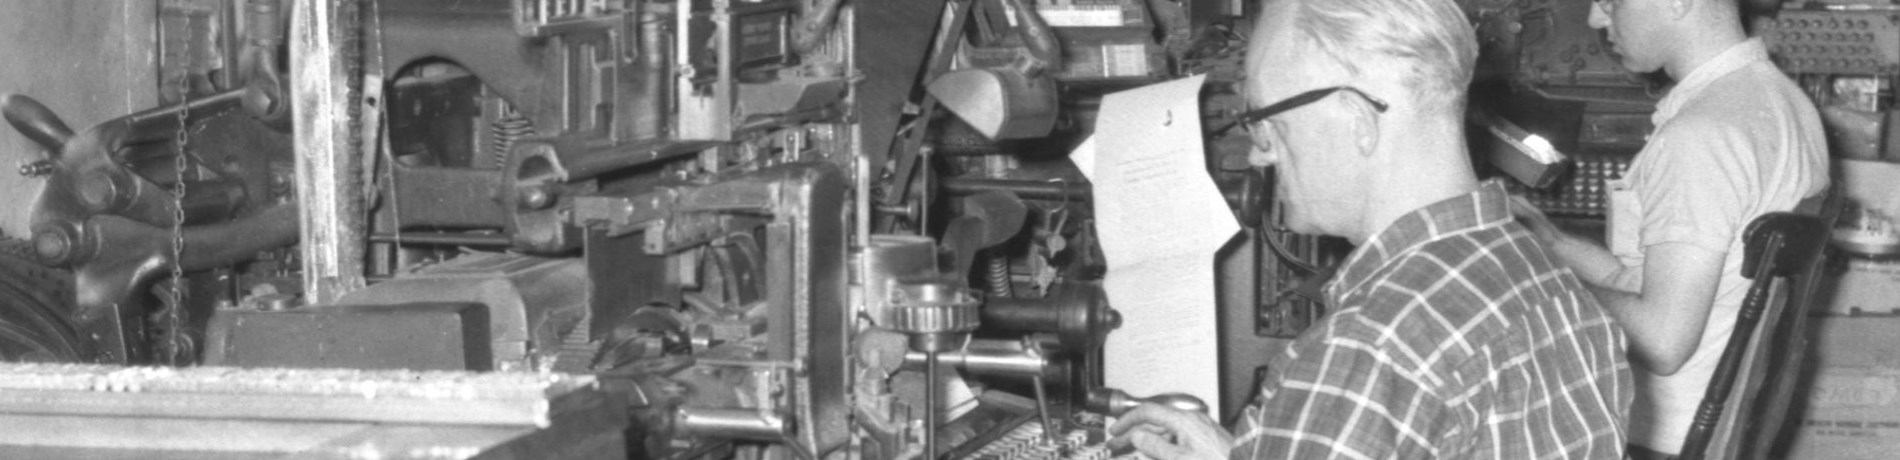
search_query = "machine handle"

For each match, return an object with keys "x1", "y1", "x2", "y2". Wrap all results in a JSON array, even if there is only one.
[
  {"x1": 1087, "y1": 387, "x2": 1210, "y2": 417},
  {"x1": 3, "y1": 94, "x2": 74, "y2": 153}
]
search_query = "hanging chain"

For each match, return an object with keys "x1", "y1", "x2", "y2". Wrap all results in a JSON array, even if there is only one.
[{"x1": 165, "y1": 17, "x2": 195, "y2": 365}]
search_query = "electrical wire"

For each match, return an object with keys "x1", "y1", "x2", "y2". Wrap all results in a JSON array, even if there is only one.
[{"x1": 1260, "y1": 186, "x2": 1320, "y2": 274}]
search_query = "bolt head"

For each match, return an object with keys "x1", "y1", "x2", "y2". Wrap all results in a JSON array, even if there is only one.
[
  {"x1": 519, "y1": 186, "x2": 556, "y2": 210},
  {"x1": 75, "y1": 169, "x2": 133, "y2": 213},
  {"x1": 31, "y1": 222, "x2": 93, "y2": 268}
]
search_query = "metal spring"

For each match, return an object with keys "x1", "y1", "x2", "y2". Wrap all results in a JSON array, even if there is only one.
[
  {"x1": 987, "y1": 252, "x2": 1014, "y2": 299},
  {"x1": 487, "y1": 109, "x2": 534, "y2": 169}
]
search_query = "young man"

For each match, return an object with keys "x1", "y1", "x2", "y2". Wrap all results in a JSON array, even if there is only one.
[
  {"x1": 1512, "y1": 0, "x2": 1828, "y2": 456},
  {"x1": 1106, "y1": 0, "x2": 1631, "y2": 458}
]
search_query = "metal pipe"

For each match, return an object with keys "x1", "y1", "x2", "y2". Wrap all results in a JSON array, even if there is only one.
[
  {"x1": 675, "y1": 407, "x2": 789, "y2": 440},
  {"x1": 939, "y1": 178, "x2": 1090, "y2": 201}
]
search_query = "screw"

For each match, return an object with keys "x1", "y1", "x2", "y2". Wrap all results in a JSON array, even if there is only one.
[{"x1": 18, "y1": 161, "x2": 53, "y2": 178}]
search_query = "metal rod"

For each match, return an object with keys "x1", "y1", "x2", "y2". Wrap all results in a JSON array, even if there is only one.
[
  {"x1": 126, "y1": 89, "x2": 245, "y2": 128},
  {"x1": 941, "y1": 177, "x2": 1251, "y2": 213},
  {"x1": 903, "y1": 339, "x2": 1048, "y2": 378},
  {"x1": 675, "y1": 407, "x2": 789, "y2": 440},
  {"x1": 1031, "y1": 374, "x2": 1058, "y2": 444},
  {"x1": 925, "y1": 351, "x2": 940, "y2": 460},
  {"x1": 939, "y1": 178, "x2": 1091, "y2": 201},
  {"x1": 367, "y1": 233, "x2": 511, "y2": 246}
]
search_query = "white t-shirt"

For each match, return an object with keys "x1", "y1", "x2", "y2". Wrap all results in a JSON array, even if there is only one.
[{"x1": 1613, "y1": 39, "x2": 1830, "y2": 453}]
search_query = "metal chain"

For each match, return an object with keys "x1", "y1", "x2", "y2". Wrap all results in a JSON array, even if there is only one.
[{"x1": 166, "y1": 18, "x2": 194, "y2": 365}]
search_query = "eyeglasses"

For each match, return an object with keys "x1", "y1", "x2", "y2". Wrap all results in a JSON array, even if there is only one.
[{"x1": 1218, "y1": 86, "x2": 1389, "y2": 149}]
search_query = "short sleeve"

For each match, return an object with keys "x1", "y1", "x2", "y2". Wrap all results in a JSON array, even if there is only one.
[{"x1": 1634, "y1": 118, "x2": 1755, "y2": 253}]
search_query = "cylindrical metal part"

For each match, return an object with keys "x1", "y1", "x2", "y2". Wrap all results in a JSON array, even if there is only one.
[
  {"x1": 940, "y1": 178, "x2": 1090, "y2": 202},
  {"x1": 941, "y1": 178, "x2": 1254, "y2": 217},
  {"x1": 1031, "y1": 375, "x2": 1058, "y2": 443},
  {"x1": 367, "y1": 233, "x2": 513, "y2": 246},
  {"x1": 674, "y1": 407, "x2": 789, "y2": 441},
  {"x1": 247, "y1": 0, "x2": 284, "y2": 45},
  {"x1": 635, "y1": 8, "x2": 669, "y2": 141},
  {"x1": 875, "y1": 202, "x2": 919, "y2": 221},
  {"x1": 903, "y1": 338, "x2": 1049, "y2": 378},
  {"x1": 981, "y1": 285, "x2": 1119, "y2": 350},
  {"x1": 925, "y1": 352, "x2": 940, "y2": 460},
  {"x1": 127, "y1": 88, "x2": 245, "y2": 132}
]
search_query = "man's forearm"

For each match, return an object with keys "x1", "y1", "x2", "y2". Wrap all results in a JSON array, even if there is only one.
[{"x1": 1544, "y1": 230, "x2": 1729, "y2": 374}]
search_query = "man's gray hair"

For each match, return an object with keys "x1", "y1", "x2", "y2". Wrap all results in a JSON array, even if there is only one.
[{"x1": 1283, "y1": 0, "x2": 1478, "y2": 112}]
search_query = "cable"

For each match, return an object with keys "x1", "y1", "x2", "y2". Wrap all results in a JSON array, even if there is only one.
[{"x1": 1261, "y1": 196, "x2": 1320, "y2": 274}]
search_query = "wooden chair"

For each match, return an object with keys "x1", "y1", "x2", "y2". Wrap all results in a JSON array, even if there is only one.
[{"x1": 1678, "y1": 190, "x2": 1844, "y2": 460}]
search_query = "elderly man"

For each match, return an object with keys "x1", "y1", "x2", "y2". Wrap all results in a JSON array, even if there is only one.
[
  {"x1": 1511, "y1": 0, "x2": 1829, "y2": 457},
  {"x1": 1105, "y1": 0, "x2": 1631, "y2": 458}
]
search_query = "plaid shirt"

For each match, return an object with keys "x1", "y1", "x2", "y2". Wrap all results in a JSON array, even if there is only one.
[{"x1": 1231, "y1": 181, "x2": 1632, "y2": 459}]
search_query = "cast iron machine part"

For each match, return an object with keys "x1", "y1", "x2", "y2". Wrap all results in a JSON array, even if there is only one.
[
  {"x1": 939, "y1": 190, "x2": 1029, "y2": 286},
  {"x1": 5, "y1": 92, "x2": 297, "y2": 363},
  {"x1": 886, "y1": 280, "x2": 982, "y2": 460}
]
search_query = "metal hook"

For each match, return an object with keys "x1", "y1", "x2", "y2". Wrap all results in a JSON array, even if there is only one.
[{"x1": 1045, "y1": 177, "x2": 1071, "y2": 214}]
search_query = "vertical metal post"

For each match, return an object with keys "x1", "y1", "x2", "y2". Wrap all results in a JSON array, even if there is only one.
[{"x1": 290, "y1": 0, "x2": 367, "y2": 305}]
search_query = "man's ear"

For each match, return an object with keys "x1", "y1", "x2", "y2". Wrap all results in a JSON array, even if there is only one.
[{"x1": 1348, "y1": 94, "x2": 1380, "y2": 158}]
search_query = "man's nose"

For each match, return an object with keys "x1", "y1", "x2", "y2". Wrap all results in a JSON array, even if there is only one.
[{"x1": 1587, "y1": 2, "x2": 1610, "y2": 29}]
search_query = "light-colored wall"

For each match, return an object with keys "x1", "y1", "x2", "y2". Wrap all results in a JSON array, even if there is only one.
[{"x1": 0, "y1": 1, "x2": 157, "y2": 239}]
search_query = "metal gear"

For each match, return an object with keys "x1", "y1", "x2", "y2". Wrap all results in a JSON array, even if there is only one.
[{"x1": 885, "y1": 281, "x2": 980, "y2": 352}]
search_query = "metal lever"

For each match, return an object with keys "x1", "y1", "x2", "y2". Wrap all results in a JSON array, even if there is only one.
[
  {"x1": 1085, "y1": 387, "x2": 1210, "y2": 417},
  {"x1": 2, "y1": 94, "x2": 74, "y2": 152},
  {"x1": 1024, "y1": 339, "x2": 1060, "y2": 444}
]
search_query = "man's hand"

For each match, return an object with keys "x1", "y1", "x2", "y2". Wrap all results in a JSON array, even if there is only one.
[
  {"x1": 1107, "y1": 403, "x2": 1233, "y2": 460},
  {"x1": 1507, "y1": 194, "x2": 1561, "y2": 244}
]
